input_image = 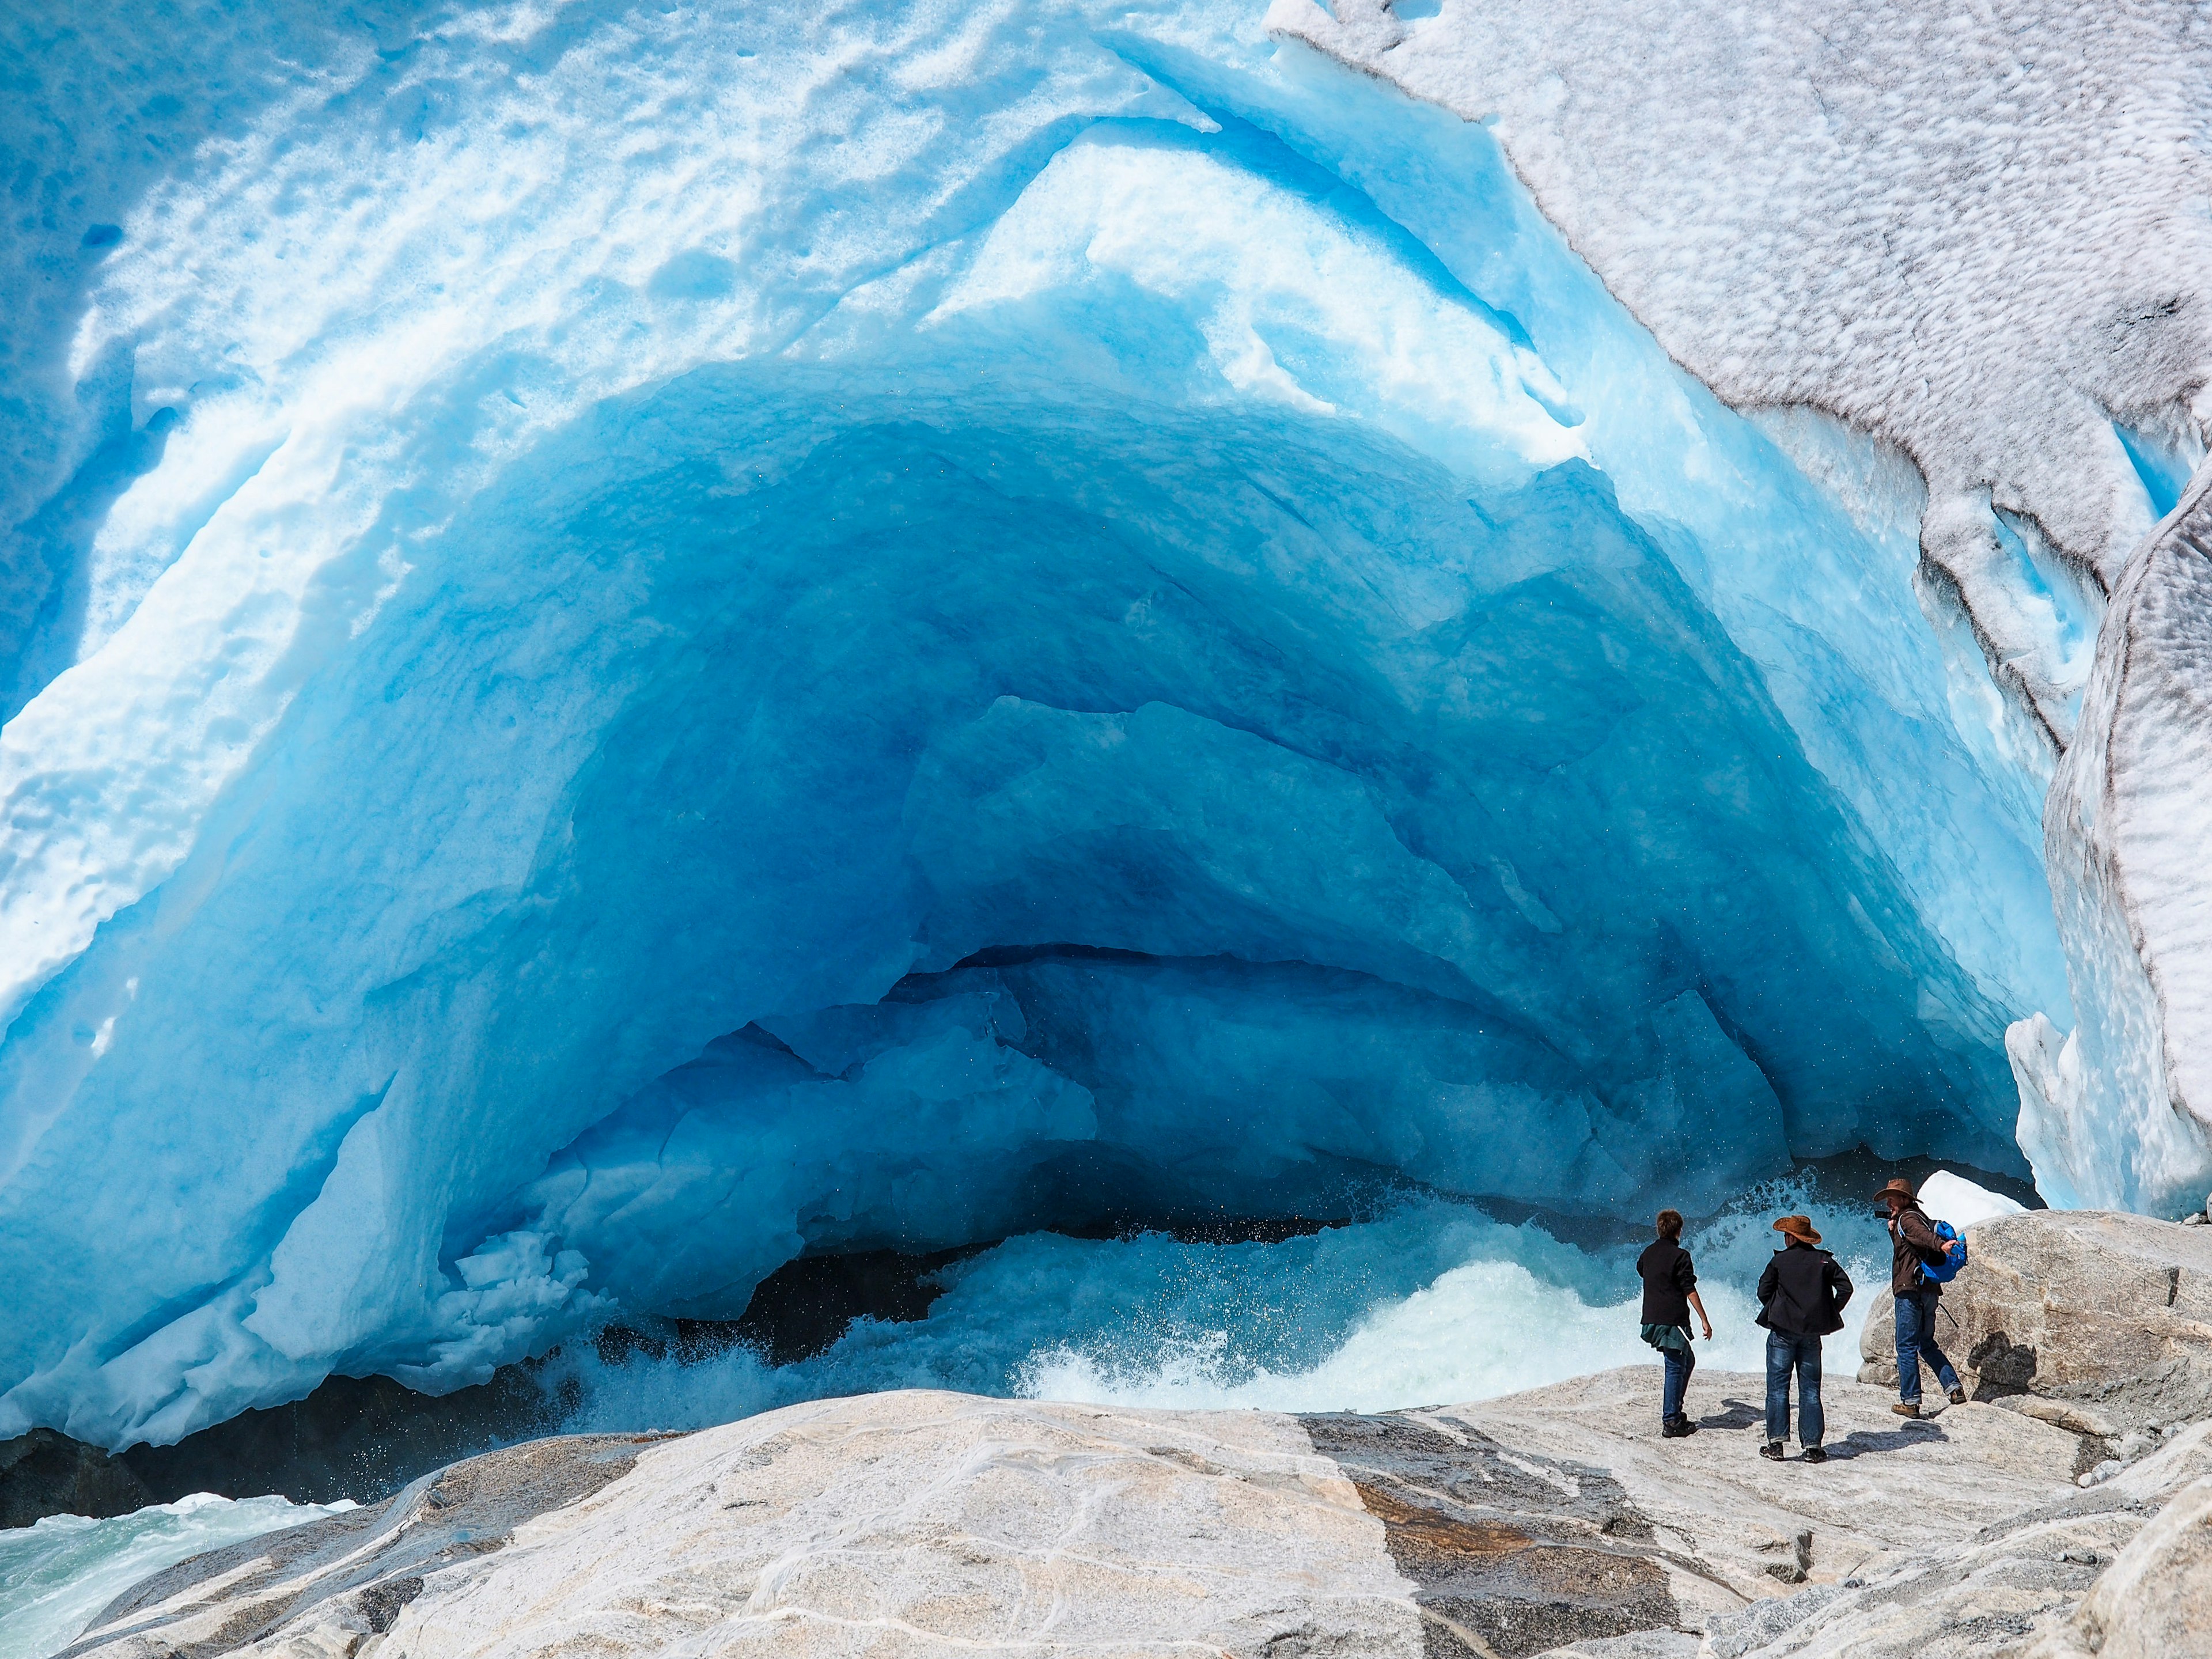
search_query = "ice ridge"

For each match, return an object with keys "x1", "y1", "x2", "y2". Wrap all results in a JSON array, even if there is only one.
[{"x1": 2013, "y1": 454, "x2": 2212, "y2": 1212}]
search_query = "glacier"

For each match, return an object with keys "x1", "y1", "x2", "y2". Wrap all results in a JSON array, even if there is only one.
[
  {"x1": 1284, "y1": 0, "x2": 2212, "y2": 1213},
  {"x1": 2013, "y1": 463, "x2": 2212, "y2": 1213},
  {"x1": 0, "y1": 0, "x2": 2201, "y2": 1454}
]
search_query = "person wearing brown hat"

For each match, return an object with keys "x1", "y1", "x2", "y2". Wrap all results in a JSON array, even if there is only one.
[
  {"x1": 1875, "y1": 1178, "x2": 1965, "y2": 1416},
  {"x1": 1755, "y1": 1214, "x2": 1853, "y2": 1462}
]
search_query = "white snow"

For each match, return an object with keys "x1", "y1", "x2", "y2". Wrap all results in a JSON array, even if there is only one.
[
  {"x1": 1270, "y1": 0, "x2": 2212, "y2": 751},
  {"x1": 2014, "y1": 456, "x2": 2212, "y2": 1213},
  {"x1": 1917, "y1": 1168, "x2": 2029, "y2": 1231}
]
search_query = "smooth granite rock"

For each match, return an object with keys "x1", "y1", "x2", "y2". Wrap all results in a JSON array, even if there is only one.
[
  {"x1": 54, "y1": 1369, "x2": 2171, "y2": 1659},
  {"x1": 2026, "y1": 1470, "x2": 2212, "y2": 1659},
  {"x1": 1711, "y1": 1421, "x2": 2212, "y2": 1658},
  {"x1": 1857, "y1": 1210, "x2": 2212, "y2": 1440}
]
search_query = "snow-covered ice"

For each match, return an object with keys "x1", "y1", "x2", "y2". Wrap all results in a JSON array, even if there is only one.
[
  {"x1": 1274, "y1": 0, "x2": 2212, "y2": 751},
  {"x1": 2013, "y1": 456, "x2": 2212, "y2": 1213},
  {"x1": 1917, "y1": 1168, "x2": 2029, "y2": 1231},
  {"x1": 0, "y1": 0, "x2": 2200, "y2": 1450}
]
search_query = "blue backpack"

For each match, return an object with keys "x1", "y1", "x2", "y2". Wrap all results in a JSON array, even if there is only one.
[{"x1": 1916, "y1": 1217, "x2": 1969, "y2": 1283}]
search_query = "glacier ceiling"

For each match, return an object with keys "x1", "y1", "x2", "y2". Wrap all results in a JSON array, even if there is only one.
[{"x1": 0, "y1": 0, "x2": 2198, "y2": 1448}]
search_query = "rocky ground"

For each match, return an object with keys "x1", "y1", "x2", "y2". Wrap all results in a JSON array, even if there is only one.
[{"x1": 45, "y1": 1211, "x2": 2212, "y2": 1658}]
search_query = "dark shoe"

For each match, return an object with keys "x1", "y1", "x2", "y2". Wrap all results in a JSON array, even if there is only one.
[
  {"x1": 1949, "y1": 1388, "x2": 1968, "y2": 1405},
  {"x1": 1661, "y1": 1415, "x2": 1698, "y2": 1438},
  {"x1": 1892, "y1": 1401, "x2": 1921, "y2": 1418},
  {"x1": 1802, "y1": 1445, "x2": 1827, "y2": 1464},
  {"x1": 1760, "y1": 1441, "x2": 1785, "y2": 1461}
]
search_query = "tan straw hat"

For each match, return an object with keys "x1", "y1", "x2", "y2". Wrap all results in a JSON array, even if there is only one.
[{"x1": 1774, "y1": 1214, "x2": 1822, "y2": 1245}]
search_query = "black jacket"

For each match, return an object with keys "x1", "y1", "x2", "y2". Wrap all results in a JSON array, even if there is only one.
[
  {"x1": 1637, "y1": 1240, "x2": 1697, "y2": 1327},
  {"x1": 1757, "y1": 1242, "x2": 1854, "y2": 1336}
]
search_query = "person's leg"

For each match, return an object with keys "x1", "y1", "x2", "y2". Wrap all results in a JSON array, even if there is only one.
[
  {"x1": 1916, "y1": 1294, "x2": 1961, "y2": 1395},
  {"x1": 1681, "y1": 1335, "x2": 1696, "y2": 1411},
  {"x1": 1662, "y1": 1344, "x2": 1688, "y2": 1422},
  {"x1": 1766, "y1": 1331, "x2": 1791, "y2": 1444},
  {"x1": 1894, "y1": 1290, "x2": 1924, "y2": 1404},
  {"x1": 1798, "y1": 1335, "x2": 1824, "y2": 1448}
]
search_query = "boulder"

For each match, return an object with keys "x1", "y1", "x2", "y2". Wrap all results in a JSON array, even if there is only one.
[{"x1": 1857, "y1": 1210, "x2": 2212, "y2": 1434}]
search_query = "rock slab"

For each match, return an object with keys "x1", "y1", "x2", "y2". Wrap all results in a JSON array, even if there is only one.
[{"x1": 52, "y1": 1372, "x2": 2206, "y2": 1659}]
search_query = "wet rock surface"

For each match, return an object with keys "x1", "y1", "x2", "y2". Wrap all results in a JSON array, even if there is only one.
[
  {"x1": 57, "y1": 1434, "x2": 656, "y2": 1659},
  {"x1": 0, "y1": 1431, "x2": 155, "y2": 1531}
]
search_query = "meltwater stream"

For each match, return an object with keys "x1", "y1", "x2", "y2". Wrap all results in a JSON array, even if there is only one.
[{"x1": 0, "y1": 1168, "x2": 1948, "y2": 1656}]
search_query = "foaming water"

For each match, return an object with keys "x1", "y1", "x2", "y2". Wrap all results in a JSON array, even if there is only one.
[
  {"x1": 0, "y1": 1493, "x2": 351, "y2": 1659},
  {"x1": 551, "y1": 1169, "x2": 1903, "y2": 1431}
]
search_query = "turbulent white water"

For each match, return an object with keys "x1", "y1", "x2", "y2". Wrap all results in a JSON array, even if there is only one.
[
  {"x1": 0, "y1": 1493, "x2": 350, "y2": 1659},
  {"x1": 551, "y1": 1169, "x2": 1924, "y2": 1431},
  {"x1": 0, "y1": 1167, "x2": 2006, "y2": 1653}
]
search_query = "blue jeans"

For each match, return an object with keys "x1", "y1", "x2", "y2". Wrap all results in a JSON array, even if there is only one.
[
  {"x1": 1661, "y1": 1339, "x2": 1695, "y2": 1421},
  {"x1": 1895, "y1": 1288, "x2": 1960, "y2": 1403},
  {"x1": 1765, "y1": 1330, "x2": 1824, "y2": 1445}
]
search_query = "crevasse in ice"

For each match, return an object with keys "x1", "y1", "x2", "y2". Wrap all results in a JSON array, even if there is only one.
[{"x1": 0, "y1": 0, "x2": 2092, "y2": 1447}]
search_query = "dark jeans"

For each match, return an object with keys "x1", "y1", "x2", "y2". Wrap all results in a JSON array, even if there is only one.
[
  {"x1": 1661, "y1": 1338, "x2": 1696, "y2": 1421},
  {"x1": 1895, "y1": 1287, "x2": 1960, "y2": 1403},
  {"x1": 1765, "y1": 1330, "x2": 1824, "y2": 1445}
]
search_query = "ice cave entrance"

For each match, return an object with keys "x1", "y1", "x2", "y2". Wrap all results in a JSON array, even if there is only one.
[{"x1": 0, "y1": 39, "x2": 2067, "y2": 1452}]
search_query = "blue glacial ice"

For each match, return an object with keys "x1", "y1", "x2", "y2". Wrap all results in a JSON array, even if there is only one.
[{"x1": 0, "y1": 0, "x2": 2071, "y2": 1448}]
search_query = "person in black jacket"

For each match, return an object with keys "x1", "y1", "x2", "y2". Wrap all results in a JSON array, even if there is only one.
[
  {"x1": 1637, "y1": 1209, "x2": 1713, "y2": 1438},
  {"x1": 1756, "y1": 1214, "x2": 1854, "y2": 1463}
]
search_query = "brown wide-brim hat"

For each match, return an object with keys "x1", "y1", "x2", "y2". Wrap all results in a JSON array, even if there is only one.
[
  {"x1": 1774, "y1": 1214, "x2": 1821, "y2": 1246},
  {"x1": 1871, "y1": 1178, "x2": 1917, "y2": 1206}
]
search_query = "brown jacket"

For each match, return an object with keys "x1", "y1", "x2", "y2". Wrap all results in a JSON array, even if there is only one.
[{"x1": 1889, "y1": 1203, "x2": 1948, "y2": 1296}]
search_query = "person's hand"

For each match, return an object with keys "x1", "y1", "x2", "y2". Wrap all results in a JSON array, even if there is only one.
[{"x1": 1700, "y1": 1320, "x2": 1714, "y2": 1340}]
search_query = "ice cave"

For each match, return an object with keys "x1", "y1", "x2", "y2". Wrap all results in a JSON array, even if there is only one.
[{"x1": 2, "y1": 0, "x2": 2210, "y2": 1564}]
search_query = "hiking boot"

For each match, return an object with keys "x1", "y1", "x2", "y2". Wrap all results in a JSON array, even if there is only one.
[
  {"x1": 1949, "y1": 1388, "x2": 1968, "y2": 1405},
  {"x1": 1892, "y1": 1401, "x2": 1921, "y2": 1418},
  {"x1": 1760, "y1": 1441, "x2": 1785, "y2": 1460},
  {"x1": 1661, "y1": 1415, "x2": 1698, "y2": 1438},
  {"x1": 1801, "y1": 1445, "x2": 1827, "y2": 1464}
]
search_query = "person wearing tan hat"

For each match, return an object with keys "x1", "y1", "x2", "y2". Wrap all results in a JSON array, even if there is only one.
[
  {"x1": 1755, "y1": 1213, "x2": 1853, "y2": 1463},
  {"x1": 1875, "y1": 1177, "x2": 1965, "y2": 1416}
]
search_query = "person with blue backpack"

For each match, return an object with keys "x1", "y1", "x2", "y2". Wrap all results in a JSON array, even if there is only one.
[{"x1": 1875, "y1": 1177, "x2": 1969, "y2": 1417}]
